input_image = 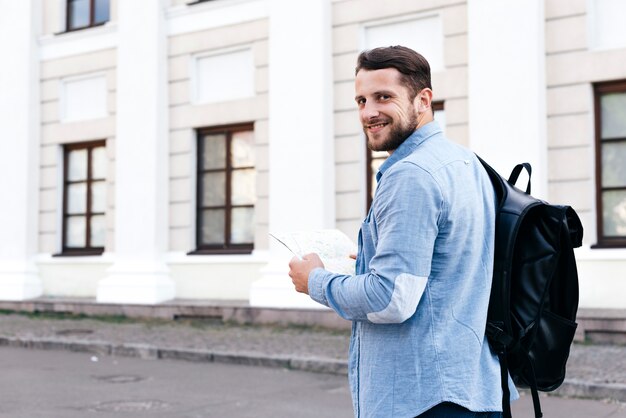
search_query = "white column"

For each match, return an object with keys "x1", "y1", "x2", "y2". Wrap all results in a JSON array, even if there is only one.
[
  {"x1": 97, "y1": 0, "x2": 175, "y2": 304},
  {"x1": 249, "y1": 0, "x2": 335, "y2": 308},
  {"x1": 0, "y1": 0, "x2": 43, "y2": 300},
  {"x1": 468, "y1": 0, "x2": 548, "y2": 199}
]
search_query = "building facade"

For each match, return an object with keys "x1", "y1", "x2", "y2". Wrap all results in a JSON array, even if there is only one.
[{"x1": 0, "y1": 0, "x2": 625, "y2": 309}]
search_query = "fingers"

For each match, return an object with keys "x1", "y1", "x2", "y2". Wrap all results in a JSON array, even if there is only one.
[
  {"x1": 288, "y1": 254, "x2": 322, "y2": 292},
  {"x1": 302, "y1": 253, "x2": 324, "y2": 266},
  {"x1": 288, "y1": 255, "x2": 298, "y2": 268},
  {"x1": 288, "y1": 256, "x2": 299, "y2": 280}
]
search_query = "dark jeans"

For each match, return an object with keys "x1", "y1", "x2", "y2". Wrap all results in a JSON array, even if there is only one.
[{"x1": 416, "y1": 402, "x2": 503, "y2": 418}]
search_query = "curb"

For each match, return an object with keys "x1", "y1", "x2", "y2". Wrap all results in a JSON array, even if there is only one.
[
  {"x1": 2, "y1": 336, "x2": 624, "y2": 403},
  {"x1": 0, "y1": 336, "x2": 348, "y2": 376},
  {"x1": 554, "y1": 380, "x2": 626, "y2": 403}
]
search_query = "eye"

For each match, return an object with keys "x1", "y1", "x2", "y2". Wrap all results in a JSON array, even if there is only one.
[
  {"x1": 378, "y1": 94, "x2": 391, "y2": 101},
  {"x1": 356, "y1": 98, "x2": 366, "y2": 106}
]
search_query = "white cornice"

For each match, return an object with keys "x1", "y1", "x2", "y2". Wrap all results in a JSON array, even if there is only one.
[
  {"x1": 38, "y1": 23, "x2": 118, "y2": 61},
  {"x1": 167, "y1": 0, "x2": 269, "y2": 36},
  {"x1": 37, "y1": 0, "x2": 269, "y2": 61},
  {"x1": 575, "y1": 246, "x2": 626, "y2": 261}
]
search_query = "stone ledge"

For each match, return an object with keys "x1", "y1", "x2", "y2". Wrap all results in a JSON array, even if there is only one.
[
  {"x1": 0, "y1": 297, "x2": 352, "y2": 330},
  {"x1": 576, "y1": 308, "x2": 626, "y2": 345},
  {"x1": 2, "y1": 299, "x2": 625, "y2": 341}
]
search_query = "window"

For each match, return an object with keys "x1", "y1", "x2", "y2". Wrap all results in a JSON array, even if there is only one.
[
  {"x1": 594, "y1": 80, "x2": 626, "y2": 247},
  {"x1": 66, "y1": 0, "x2": 110, "y2": 31},
  {"x1": 194, "y1": 124, "x2": 256, "y2": 254},
  {"x1": 366, "y1": 101, "x2": 445, "y2": 210},
  {"x1": 61, "y1": 141, "x2": 107, "y2": 256}
]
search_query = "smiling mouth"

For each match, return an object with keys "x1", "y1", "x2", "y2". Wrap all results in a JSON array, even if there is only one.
[{"x1": 367, "y1": 122, "x2": 389, "y2": 131}]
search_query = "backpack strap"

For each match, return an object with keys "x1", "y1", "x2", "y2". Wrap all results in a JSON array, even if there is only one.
[
  {"x1": 524, "y1": 353, "x2": 544, "y2": 418},
  {"x1": 497, "y1": 348, "x2": 512, "y2": 418},
  {"x1": 508, "y1": 163, "x2": 532, "y2": 194},
  {"x1": 566, "y1": 206, "x2": 584, "y2": 247}
]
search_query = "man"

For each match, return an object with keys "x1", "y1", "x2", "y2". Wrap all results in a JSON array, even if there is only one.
[{"x1": 288, "y1": 46, "x2": 515, "y2": 417}]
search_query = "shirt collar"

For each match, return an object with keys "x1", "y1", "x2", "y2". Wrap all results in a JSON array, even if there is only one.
[{"x1": 376, "y1": 120, "x2": 442, "y2": 183}]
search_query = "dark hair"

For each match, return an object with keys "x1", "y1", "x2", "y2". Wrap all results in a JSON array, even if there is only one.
[{"x1": 355, "y1": 46, "x2": 432, "y2": 100}]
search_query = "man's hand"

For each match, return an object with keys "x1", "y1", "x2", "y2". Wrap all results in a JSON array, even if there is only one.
[{"x1": 288, "y1": 253, "x2": 324, "y2": 295}]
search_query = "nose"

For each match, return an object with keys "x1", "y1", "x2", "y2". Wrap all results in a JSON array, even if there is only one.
[{"x1": 360, "y1": 102, "x2": 380, "y2": 120}]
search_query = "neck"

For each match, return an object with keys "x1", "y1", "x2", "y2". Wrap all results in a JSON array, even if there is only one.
[{"x1": 415, "y1": 112, "x2": 434, "y2": 130}]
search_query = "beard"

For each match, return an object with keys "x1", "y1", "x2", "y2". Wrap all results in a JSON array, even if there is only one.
[{"x1": 365, "y1": 107, "x2": 418, "y2": 152}]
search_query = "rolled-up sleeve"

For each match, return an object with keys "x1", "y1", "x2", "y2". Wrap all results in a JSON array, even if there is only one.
[{"x1": 308, "y1": 162, "x2": 444, "y2": 323}]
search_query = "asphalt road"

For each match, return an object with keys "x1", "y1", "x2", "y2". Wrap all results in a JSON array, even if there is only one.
[
  {"x1": 0, "y1": 347, "x2": 352, "y2": 418},
  {"x1": 1, "y1": 347, "x2": 624, "y2": 418}
]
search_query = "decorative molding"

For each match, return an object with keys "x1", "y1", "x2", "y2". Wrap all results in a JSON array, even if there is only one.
[
  {"x1": 59, "y1": 72, "x2": 108, "y2": 122},
  {"x1": 166, "y1": 250, "x2": 269, "y2": 264},
  {"x1": 190, "y1": 46, "x2": 255, "y2": 104},
  {"x1": 36, "y1": 252, "x2": 115, "y2": 264},
  {"x1": 167, "y1": 0, "x2": 268, "y2": 36},
  {"x1": 361, "y1": 12, "x2": 444, "y2": 72},
  {"x1": 39, "y1": 23, "x2": 118, "y2": 61},
  {"x1": 575, "y1": 246, "x2": 626, "y2": 261},
  {"x1": 38, "y1": 0, "x2": 269, "y2": 60}
]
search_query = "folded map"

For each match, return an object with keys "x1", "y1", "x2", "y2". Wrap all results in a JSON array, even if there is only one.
[{"x1": 270, "y1": 229, "x2": 357, "y2": 275}]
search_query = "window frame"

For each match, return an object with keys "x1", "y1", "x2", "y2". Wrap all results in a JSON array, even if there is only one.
[
  {"x1": 58, "y1": 140, "x2": 106, "y2": 256},
  {"x1": 65, "y1": 0, "x2": 109, "y2": 32},
  {"x1": 191, "y1": 123, "x2": 256, "y2": 255},
  {"x1": 593, "y1": 80, "x2": 626, "y2": 248},
  {"x1": 366, "y1": 101, "x2": 444, "y2": 211}
]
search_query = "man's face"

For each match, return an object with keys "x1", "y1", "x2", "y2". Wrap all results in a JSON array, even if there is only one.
[{"x1": 355, "y1": 68, "x2": 418, "y2": 152}]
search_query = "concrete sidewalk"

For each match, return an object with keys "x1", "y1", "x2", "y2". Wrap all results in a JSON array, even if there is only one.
[{"x1": 0, "y1": 311, "x2": 625, "y2": 404}]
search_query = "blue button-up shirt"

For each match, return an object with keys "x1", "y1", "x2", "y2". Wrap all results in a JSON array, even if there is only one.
[{"x1": 309, "y1": 122, "x2": 517, "y2": 417}]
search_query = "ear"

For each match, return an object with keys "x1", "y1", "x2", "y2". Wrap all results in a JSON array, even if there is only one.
[{"x1": 414, "y1": 88, "x2": 433, "y2": 113}]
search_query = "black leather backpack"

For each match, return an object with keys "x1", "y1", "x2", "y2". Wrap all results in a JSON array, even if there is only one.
[{"x1": 478, "y1": 156, "x2": 584, "y2": 418}]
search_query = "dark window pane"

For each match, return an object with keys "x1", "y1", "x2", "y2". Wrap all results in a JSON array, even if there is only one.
[
  {"x1": 94, "y1": 0, "x2": 110, "y2": 24},
  {"x1": 90, "y1": 215, "x2": 105, "y2": 247},
  {"x1": 201, "y1": 209, "x2": 225, "y2": 245},
  {"x1": 67, "y1": 183, "x2": 87, "y2": 214},
  {"x1": 68, "y1": 0, "x2": 90, "y2": 29},
  {"x1": 67, "y1": 149, "x2": 88, "y2": 181},
  {"x1": 196, "y1": 126, "x2": 255, "y2": 251},
  {"x1": 601, "y1": 92, "x2": 626, "y2": 139},
  {"x1": 66, "y1": 216, "x2": 86, "y2": 247},
  {"x1": 92, "y1": 146, "x2": 107, "y2": 179},
  {"x1": 602, "y1": 142, "x2": 626, "y2": 188},
  {"x1": 231, "y1": 130, "x2": 255, "y2": 167},
  {"x1": 231, "y1": 168, "x2": 256, "y2": 205},
  {"x1": 230, "y1": 207, "x2": 255, "y2": 244},
  {"x1": 434, "y1": 109, "x2": 446, "y2": 134},
  {"x1": 370, "y1": 154, "x2": 386, "y2": 200},
  {"x1": 201, "y1": 134, "x2": 226, "y2": 170},
  {"x1": 201, "y1": 172, "x2": 226, "y2": 206},
  {"x1": 602, "y1": 190, "x2": 626, "y2": 237},
  {"x1": 91, "y1": 181, "x2": 106, "y2": 212},
  {"x1": 63, "y1": 141, "x2": 107, "y2": 253}
]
